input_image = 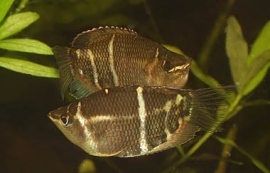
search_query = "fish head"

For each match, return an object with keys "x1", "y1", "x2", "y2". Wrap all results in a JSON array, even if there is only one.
[
  {"x1": 146, "y1": 49, "x2": 192, "y2": 88},
  {"x1": 48, "y1": 101, "x2": 125, "y2": 157},
  {"x1": 162, "y1": 51, "x2": 191, "y2": 87},
  {"x1": 47, "y1": 102, "x2": 94, "y2": 149}
]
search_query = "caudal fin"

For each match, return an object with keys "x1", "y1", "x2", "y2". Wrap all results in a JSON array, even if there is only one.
[
  {"x1": 187, "y1": 86, "x2": 235, "y2": 132},
  {"x1": 52, "y1": 46, "x2": 73, "y2": 99}
]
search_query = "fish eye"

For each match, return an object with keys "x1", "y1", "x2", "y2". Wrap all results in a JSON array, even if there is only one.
[
  {"x1": 60, "y1": 113, "x2": 71, "y2": 126},
  {"x1": 163, "y1": 60, "x2": 175, "y2": 73}
]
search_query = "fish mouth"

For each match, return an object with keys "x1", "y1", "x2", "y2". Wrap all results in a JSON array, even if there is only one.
[{"x1": 47, "y1": 112, "x2": 56, "y2": 121}]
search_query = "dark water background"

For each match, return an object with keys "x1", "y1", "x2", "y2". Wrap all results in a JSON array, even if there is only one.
[{"x1": 0, "y1": 0, "x2": 269, "y2": 172}]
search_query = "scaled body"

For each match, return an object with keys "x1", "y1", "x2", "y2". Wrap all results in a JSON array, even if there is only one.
[
  {"x1": 53, "y1": 27, "x2": 191, "y2": 99},
  {"x1": 48, "y1": 86, "x2": 231, "y2": 157}
]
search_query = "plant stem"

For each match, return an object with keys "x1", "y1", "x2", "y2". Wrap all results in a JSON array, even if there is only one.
[
  {"x1": 214, "y1": 124, "x2": 238, "y2": 173},
  {"x1": 198, "y1": 0, "x2": 236, "y2": 72}
]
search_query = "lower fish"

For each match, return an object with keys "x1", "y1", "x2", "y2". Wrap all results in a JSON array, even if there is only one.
[{"x1": 48, "y1": 86, "x2": 233, "y2": 157}]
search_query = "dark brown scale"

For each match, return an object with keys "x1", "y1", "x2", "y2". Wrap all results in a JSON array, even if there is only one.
[{"x1": 79, "y1": 87, "x2": 142, "y2": 156}]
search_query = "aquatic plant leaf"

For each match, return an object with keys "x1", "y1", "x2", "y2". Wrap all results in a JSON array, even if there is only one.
[
  {"x1": 0, "y1": 12, "x2": 39, "y2": 40},
  {"x1": 242, "y1": 50, "x2": 270, "y2": 96},
  {"x1": 249, "y1": 20, "x2": 270, "y2": 65},
  {"x1": 190, "y1": 61, "x2": 221, "y2": 87},
  {"x1": 216, "y1": 136, "x2": 270, "y2": 173},
  {"x1": 162, "y1": 44, "x2": 184, "y2": 54},
  {"x1": 244, "y1": 99, "x2": 270, "y2": 107},
  {"x1": 225, "y1": 16, "x2": 248, "y2": 89},
  {"x1": 0, "y1": 38, "x2": 53, "y2": 55},
  {"x1": 0, "y1": 0, "x2": 14, "y2": 23},
  {"x1": 0, "y1": 57, "x2": 59, "y2": 78}
]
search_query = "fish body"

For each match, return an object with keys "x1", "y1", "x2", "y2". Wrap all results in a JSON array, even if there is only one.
[
  {"x1": 53, "y1": 26, "x2": 191, "y2": 99},
  {"x1": 48, "y1": 86, "x2": 232, "y2": 157}
]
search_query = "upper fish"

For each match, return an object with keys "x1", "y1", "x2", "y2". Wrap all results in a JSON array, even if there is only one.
[
  {"x1": 48, "y1": 85, "x2": 233, "y2": 157},
  {"x1": 52, "y1": 26, "x2": 192, "y2": 99}
]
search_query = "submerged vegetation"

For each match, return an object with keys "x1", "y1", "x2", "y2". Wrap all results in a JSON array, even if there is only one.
[{"x1": 0, "y1": 0, "x2": 269, "y2": 173}]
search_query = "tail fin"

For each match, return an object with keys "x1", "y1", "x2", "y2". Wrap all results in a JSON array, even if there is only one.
[
  {"x1": 52, "y1": 46, "x2": 73, "y2": 99},
  {"x1": 187, "y1": 86, "x2": 236, "y2": 132}
]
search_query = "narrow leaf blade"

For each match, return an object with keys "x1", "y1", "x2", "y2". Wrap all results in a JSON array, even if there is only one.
[
  {"x1": 0, "y1": 12, "x2": 39, "y2": 40},
  {"x1": 0, "y1": 0, "x2": 14, "y2": 22},
  {"x1": 0, "y1": 57, "x2": 59, "y2": 78},
  {"x1": 162, "y1": 44, "x2": 184, "y2": 54},
  {"x1": 249, "y1": 20, "x2": 270, "y2": 64},
  {"x1": 225, "y1": 16, "x2": 248, "y2": 89},
  {"x1": 190, "y1": 61, "x2": 221, "y2": 87},
  {"x1": 0, "y1": 39, "x2": 53, "y2": 55}
]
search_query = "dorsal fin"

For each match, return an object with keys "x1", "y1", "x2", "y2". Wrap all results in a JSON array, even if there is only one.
[{"x1": 72, "y1": 26, "x2": 138, "y2": 48}]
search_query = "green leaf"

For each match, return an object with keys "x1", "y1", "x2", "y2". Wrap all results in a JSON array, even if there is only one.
[
  {"x1": 190, "y1": 61, "x2": 221, "y2": 87},
  {"x1": 249, "y1": 20, "x2": 270, "y2": 65},
  {"x1": 244, "y1": 99, "x2": 270, "y2": 107},
  {"x1": 162, "y1": 44, "x2": 184, "y2": 54},
  {"x1": 242, "y1": 50, "x2": 270, "y2": 96},
  {"x1": 0, "y1": 38, "x2": 53, "y2": 55},
  {"x1": 0, "y1": 57, "x2": 59, "y2": 78},
  {"x1": 0, "y1": 0, "x2": 14, "y2": 23},
  {"x1": 225, "y1": 16, "x2": 249, "y2": 89},
  {"x1": 0, "y1": 12, "x2": 39, "y2": 40}
]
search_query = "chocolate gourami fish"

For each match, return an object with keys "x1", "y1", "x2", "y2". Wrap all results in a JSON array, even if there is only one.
[
  {"x1": 52, "y1": 26, "x2": 191, "y2": 99},
  {"x1": 48, "y1": 86, "x2": 233, "y2": 157}
]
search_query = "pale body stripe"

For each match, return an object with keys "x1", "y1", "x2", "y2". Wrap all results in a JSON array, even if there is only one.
[
  {"x1": 163, "y1": 100, "x2": 173, "y2": 140},
  {"x1": 175, "y1": 94, "x2": 183, "y2": 106},
  {"x1": 86, "y1": 49, "x2": 102, "y2": 90},
  {"x1": 75, "y1": 102, "x2": 91, "y2": 138},
  {"x1": 108, "y1": 34, "x2": 119, "y2": 86},
  {"x1": 155, "y1": 47, "x2": 159, "y2": 57},
  {"x1": 75, "y1": 102, "x2": 98, "y2": 150},
  {"x1": 89, "y1": 114, "x2": 134, "y2": 123},
  {"x1": 136, "y1": 87, "x2": 148, "y2": 154},
  {"x1": 75, "y1": 50, "x2": 84, "y2": 75}
]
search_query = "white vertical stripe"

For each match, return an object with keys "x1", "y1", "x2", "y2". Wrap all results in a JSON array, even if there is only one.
[
  {"x1": 87, "y1": 49, "x2": 102, "y2": 90},
  {"x1": 75, "y1": 102, "x2": 91, "y2": 138},
  {"x1": 163, "y1": 100, "x2": 172, "y2": 140},
  {"x1": 136, "y1": 87, "x2": 148, "y2": 154},
  {"x1": 75, "y1": 102, "x2": 98, "y2": 150},
  {"x1": 155, "y1": 47, "x2": 159, "y2": 58},
  {"x1": 75, "y1": 49, "x2": 83, "y2": 75},
  {"x1": 108, "y1": 34, "x2": 119, "y2": 86},
  {"x1": 163, "y1": 100, "x2": 172, "y2": 112},
  {"x1": 175, "y1": 94, "x2": 183, "y2": 106}
]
